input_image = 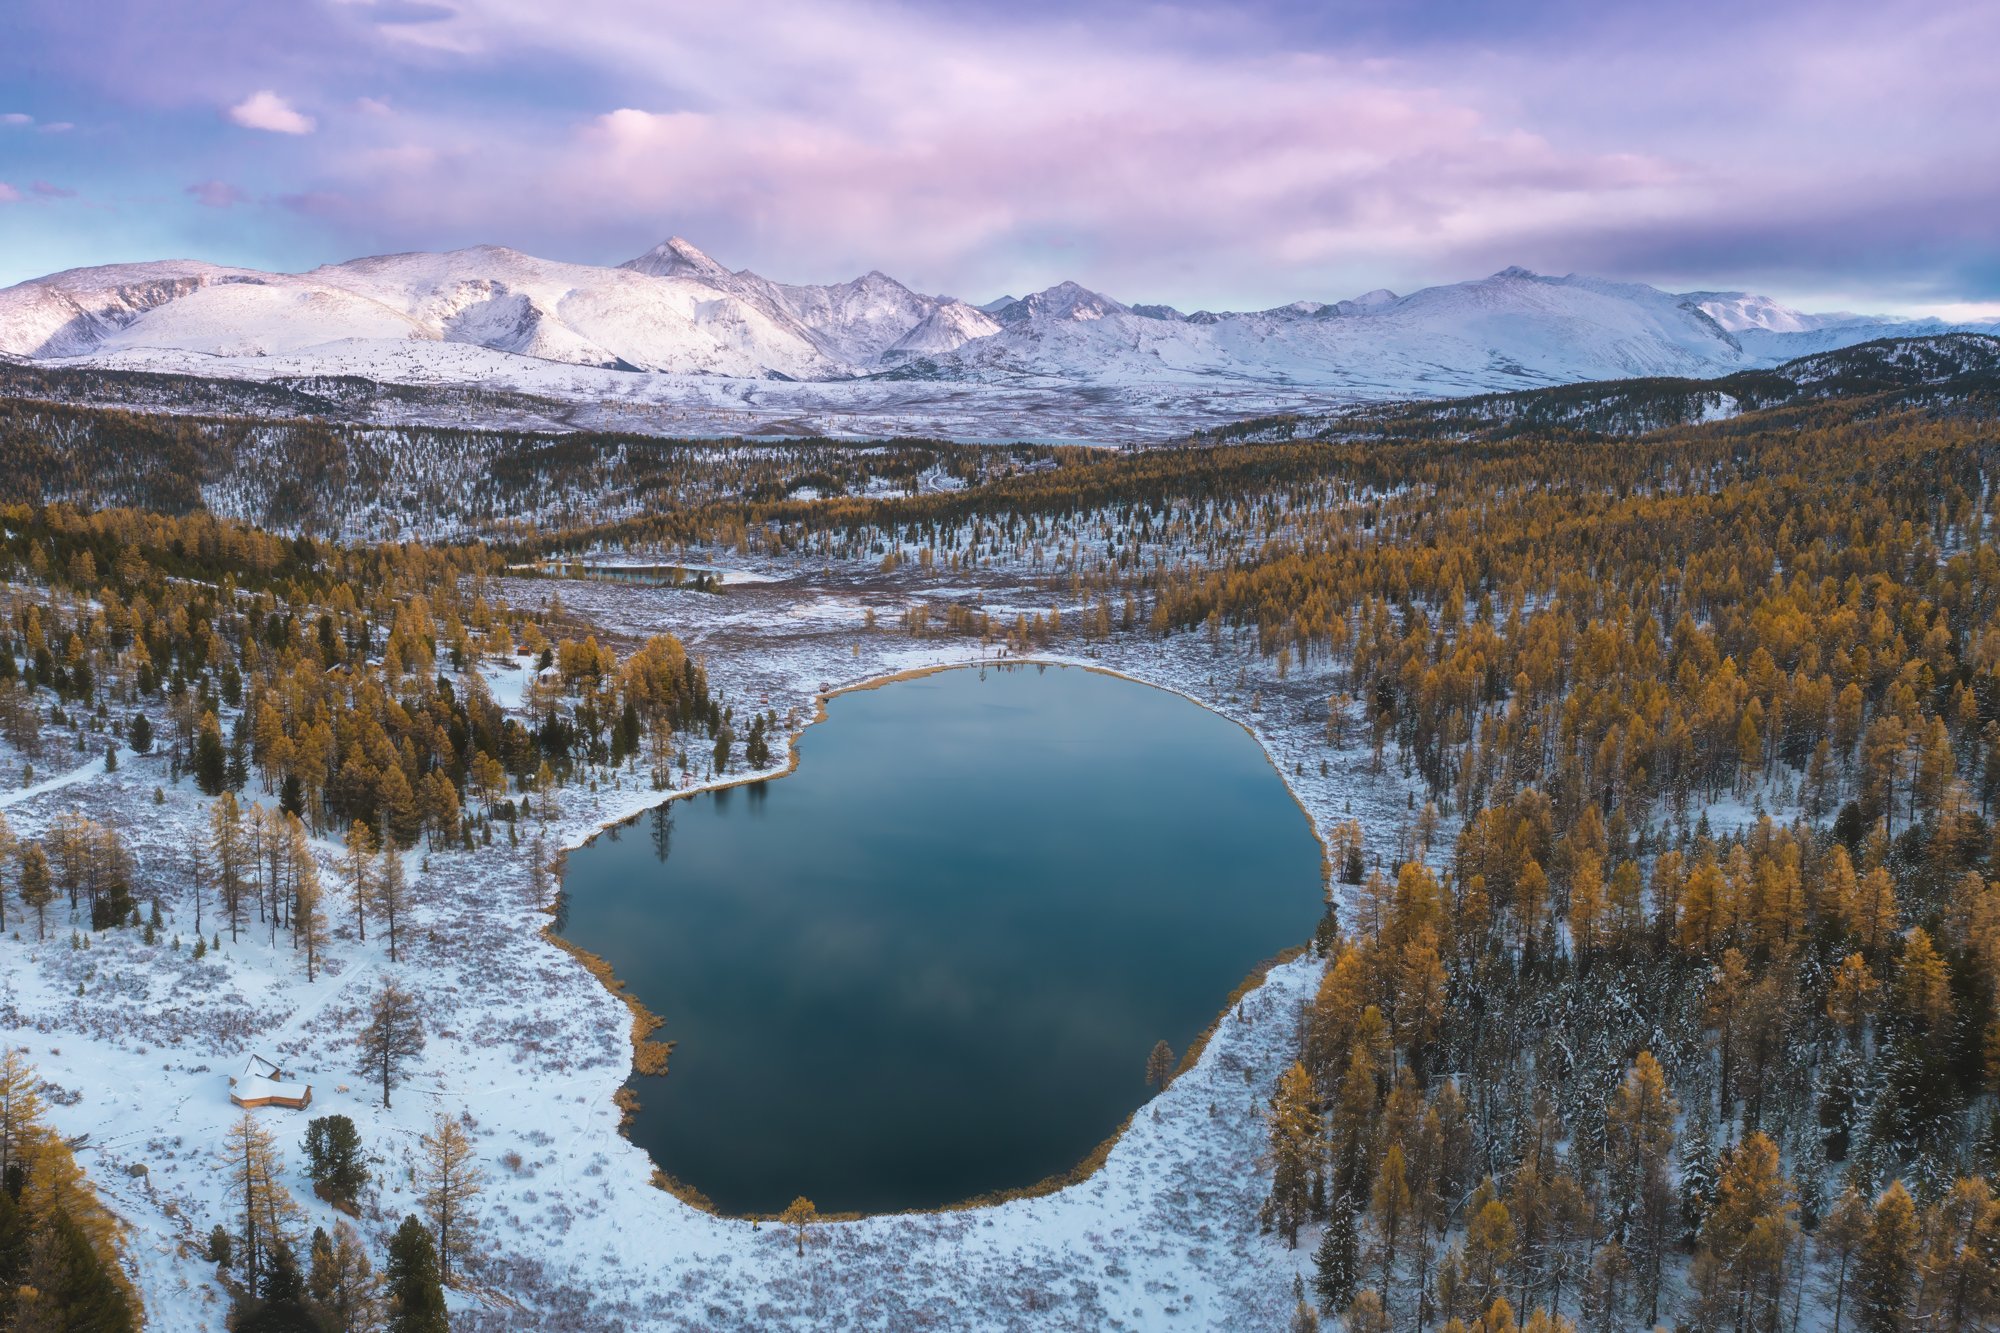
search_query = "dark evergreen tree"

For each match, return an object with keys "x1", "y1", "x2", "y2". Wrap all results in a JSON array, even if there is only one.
[
  {"x1": 280, "y1": 772, "x2": 306, "y2": 819},
  {"x1": 384, "y1": 1215, "x2": 450, "y2": 1333},
  {"x1": 0, "y1": 1189, "x2": 23, "y2": 1299},
  {"x1": 261, "y1": 1238, "x2": 305, "y2": 1303},
  {"x1": 192, "y1": 723, "x2": 228, "y2": 796},
  {"x1": 303, "y1": 1114, "x2": 368, "y2": 1206},
  {"x1": 1313, "y1": 1194, "x2": 1360, "y2": 1313},
  {"x1": 617, "y1": 699, "x2": 640, "y2": 760},
  {"x1": 23, "y1": 1209, "x2": 138, "y2": 1332},
  {"x1": 1793, "y1": 1138, "x2": 1828, "y2": 1234},
  {"x1": 1679, "y1": 1098, "x2": 1718, "y2": 1246},
  {"x1": 128, "y1": 712, "x2": 152, "y2": 754},
  {"x1": 1820, "y1": 1057, "x2": 1860, "y2": 1163}
]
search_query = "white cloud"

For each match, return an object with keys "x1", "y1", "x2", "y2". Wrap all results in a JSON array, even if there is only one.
[
  {"x1": 0, "y1": 113, "x2": 30, "y2": 127},
  {"x1": 227, "y1": 90, "x2": 316, "y2": 135}
]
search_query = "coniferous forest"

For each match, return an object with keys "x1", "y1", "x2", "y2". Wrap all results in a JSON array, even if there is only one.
[{"x1": 0, "y1": 336, "x2": 1996, "y2": 1327}]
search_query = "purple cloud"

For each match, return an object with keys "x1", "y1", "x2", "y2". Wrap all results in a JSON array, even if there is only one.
[
  {"x1": 2, "y1": 0, "x2": 1996, "y2": 309},
  {"x1": 29, "y1": 180, "x2": 75, "y2": 198},
  {"x1": 186, "y1": 179, "x2": 248, "y2": 208}
]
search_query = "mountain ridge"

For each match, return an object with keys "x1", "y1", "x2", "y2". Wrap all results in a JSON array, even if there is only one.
[{"x1": 2, "y1": 241, "x2": 1992, "y2": 426}]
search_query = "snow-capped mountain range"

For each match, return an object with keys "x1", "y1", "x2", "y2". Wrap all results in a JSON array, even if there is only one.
[{"x1": 2, "y1": 237, "x2": 1991, "y2": 438}]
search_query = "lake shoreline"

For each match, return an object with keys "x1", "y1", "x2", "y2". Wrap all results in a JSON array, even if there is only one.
[{"x1": 546, "y1": 655, "x2": 1337, "y2": 1220}]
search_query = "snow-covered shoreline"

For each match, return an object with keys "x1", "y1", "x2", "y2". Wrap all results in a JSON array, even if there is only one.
[{"x1": 0, "y1": 567, "x2": 1424, "y2": 1330}]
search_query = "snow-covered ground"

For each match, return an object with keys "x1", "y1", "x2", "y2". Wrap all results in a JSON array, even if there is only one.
[
  {"x1": 2, "y1": 560, "x2": 1436, "y2": 1330},
  {"x1": 37, "y1": 340, "x2": 1359, "y2": 444}
]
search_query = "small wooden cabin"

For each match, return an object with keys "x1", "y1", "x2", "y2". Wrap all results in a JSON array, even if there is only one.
[{"x1": 229, "y1": 1054, "x2": 313, "y2": 1110}]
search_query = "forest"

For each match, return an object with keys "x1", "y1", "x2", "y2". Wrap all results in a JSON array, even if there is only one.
[
  {"x1": 0, "y1": 501, "x2": 742, "y2": 1327},
  {"x1": 518, "y1": 373, "x2": 2000, "y2": 1330},
  {"x1": 0, "y1": 335, "x2": 1996, "y2": 1327}
]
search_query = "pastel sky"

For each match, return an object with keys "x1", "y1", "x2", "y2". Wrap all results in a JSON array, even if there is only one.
[{"x1": 3, "y1": 0, "x2": 1996, "y2": 315}]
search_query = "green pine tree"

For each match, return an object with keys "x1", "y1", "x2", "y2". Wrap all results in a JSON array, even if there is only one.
[
  {"x1": 193, "y1": 716, "x2": 229, "y2": 796},
  {"x1": 385, "y1": 1214, "x2": 449, "y2": 1333},
  {"x1": 20, "y1": 1209, "x2": 138, "y2": 1332},
  {"x1": 1313, "y1": 1194, "x2": 1360, "y2": 1312},
  {"x1": 303, "y1": 1114, "x2": 369, "y2": 1206}
]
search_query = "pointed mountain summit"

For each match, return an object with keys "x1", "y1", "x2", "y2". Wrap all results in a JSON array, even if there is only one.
[
  {"x1": 621, "y1": 236, "x2": 734, "y2": 282},
  {"x1": 991, "y1": 281, "x2": 1127, "y2": 325}
]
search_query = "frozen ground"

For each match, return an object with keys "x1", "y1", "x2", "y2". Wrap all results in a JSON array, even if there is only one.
[
  {"x1": 61, "y1": 341, "x2": 1363, "y2": 444},
  {"x1": 2, "y1": 559, "x2": 1431, "y2": 1330}
]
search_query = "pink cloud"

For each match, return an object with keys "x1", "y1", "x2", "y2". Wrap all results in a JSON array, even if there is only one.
[
  {"x1": 117, "y1": 0, "x2": 2000, "y2": 308},
  {"x1": 227, "y1": 90, "x2": 315, "y2": 135},
  {"x1": 308, "y1": 3, "x2": 1691, "y2": 303},
  {"x1": 0, "y1": 183, "x2": 19, "y2": 204},
  {"x1": 30, "y1": 180, "x2": 76, "y2": 198}
]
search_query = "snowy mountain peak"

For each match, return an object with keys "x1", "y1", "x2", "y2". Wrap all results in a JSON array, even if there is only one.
[
  {"x1": 993, "y1": 281, "x2": 1126, "y2": 325},
  {"x1": 621, "y1": 236, "x2": 732, "y2": 281},
  {"x1": 1681, "y1": 290, "x2": 1874, "y2": 335},
  {"x1": 883, "y1": 299, "x2": 1003, "y2": 361},
  {"x1": 3, "y1": 237, "x2": 1989, "y2": 417}
]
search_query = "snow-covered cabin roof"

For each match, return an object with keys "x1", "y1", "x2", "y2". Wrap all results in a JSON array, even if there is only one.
[{"x1": 230, "y1": 1054, "x2": 312, "y2": 1110}]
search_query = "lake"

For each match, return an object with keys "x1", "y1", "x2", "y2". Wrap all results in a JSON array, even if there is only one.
[{"x1": 555, "y1": 663, "x2": 1327, "y2": 1216}]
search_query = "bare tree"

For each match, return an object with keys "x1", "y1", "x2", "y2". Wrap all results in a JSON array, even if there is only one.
[
  {"x1": 356, "y1": 979, "x2": 426, "y2": 1108},
  {"x1": 373, "y1": 842, "x2": 409, "y2": 962}
]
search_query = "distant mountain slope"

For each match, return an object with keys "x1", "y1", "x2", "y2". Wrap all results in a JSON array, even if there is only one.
[
  {"x1": 1190, "y1": 333, "x2": 2000, "y2": 444},
  {"x1": 2, "y1": 238, "x2": 1993, "y2": 431},
  {"x1": 912, "y1": 268, "x2": 1777, "y2": 392}
]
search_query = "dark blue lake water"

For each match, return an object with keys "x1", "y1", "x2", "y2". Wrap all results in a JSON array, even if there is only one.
[{"x1": 556, "y1": 663, "x2": 1325, "y2": 1215}]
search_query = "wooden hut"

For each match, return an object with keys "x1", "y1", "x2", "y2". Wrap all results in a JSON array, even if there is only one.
[{"x1": 229, "y1": 1054, "x2": 312, "y2": 1110}]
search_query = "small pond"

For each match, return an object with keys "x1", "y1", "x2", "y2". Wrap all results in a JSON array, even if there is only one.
[{"x1": 555, "y1": 663, "x2": 1325, "y2": 1215}]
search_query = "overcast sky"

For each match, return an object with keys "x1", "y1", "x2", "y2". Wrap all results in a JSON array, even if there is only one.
[{"x1": 2, "y1": 0, "x2": 1995, "y2": 315}]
